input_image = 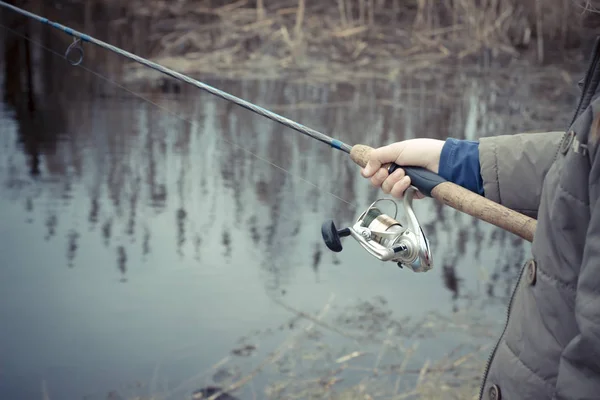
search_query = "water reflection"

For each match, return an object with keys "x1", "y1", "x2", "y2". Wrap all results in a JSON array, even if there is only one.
[
  {"x1": 2, "y1": 16, "x2": 67, "y2": 178},
  {"x1": 0, "y1": 8, "x2": 583, "y2": 398},
  {"x1": 1, "y1": 15, "x2": 580, "y2": 299}
]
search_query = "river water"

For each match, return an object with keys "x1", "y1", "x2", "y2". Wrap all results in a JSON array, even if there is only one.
[{"x1": 0, "y1": 3, "x2": 583, "y2": 400}]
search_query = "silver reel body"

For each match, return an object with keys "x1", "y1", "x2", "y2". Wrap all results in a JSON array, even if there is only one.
[{"x1": 321, "y1": 187, "x2": 433, "y2": 272}]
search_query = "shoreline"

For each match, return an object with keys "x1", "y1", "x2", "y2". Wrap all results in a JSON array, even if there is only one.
[
  {"x1": 6, "y1": 1, "x2": 593, "y2": 88},
  {"x1": 99, "y1": 0, "x2": 591, "y2": 87}
]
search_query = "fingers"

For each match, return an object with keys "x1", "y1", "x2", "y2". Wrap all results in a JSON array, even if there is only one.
[
  {"x1": 390, "y1": 176, "x2": 412, "y2": 199},
  {"x1": 381, "y1": 168, "x2": 405, "y2": 194},
  {"x1": 361, "y1": 143, "x2": 405, "y2": 177},
  {"x1": 365, "y1": 167, "x2": 426, "y2": 200},
  {"x1": 370, "y1": 167, "x2": 390, "y2": 188},
  {"x1": 361, "y1": 160, "x2": 382, "y2": 178},
  {"x1": 358, "y1": 140, "x2": 439, "y2": 202}
]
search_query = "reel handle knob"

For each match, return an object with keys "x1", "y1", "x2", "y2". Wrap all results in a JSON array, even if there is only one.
[{"x1": 321, "y1": 220, "x2": 350, "y2": 253}]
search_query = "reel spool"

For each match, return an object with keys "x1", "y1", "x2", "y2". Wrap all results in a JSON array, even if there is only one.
[{"x1": 321, "y1": 187, "x2": 432, "y2": 272}]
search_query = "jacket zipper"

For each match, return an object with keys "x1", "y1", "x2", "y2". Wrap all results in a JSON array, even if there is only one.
[
  {"x1": 567, "y1": 36, "x2": 600, "y2": 129},
  {"x1": 478, "y1": 261, "x2": 527, "y2": 400}
]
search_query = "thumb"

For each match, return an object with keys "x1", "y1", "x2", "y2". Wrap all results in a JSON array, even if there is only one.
[{"x1": 361, "y1": 143, "x2": 406, "y2": 177}]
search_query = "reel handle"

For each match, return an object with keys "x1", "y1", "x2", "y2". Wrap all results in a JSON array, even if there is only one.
[
  {"x1": 349, "y1": 144, "x2": 537, "y2": 243},
  {"x1": 321, "y1": 220, "x2": 351, "y2": 252}
]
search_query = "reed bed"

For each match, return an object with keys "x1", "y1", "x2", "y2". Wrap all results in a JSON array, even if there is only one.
[{"x1": 113, "y1": 0, "x2": 592, "y2": 85}]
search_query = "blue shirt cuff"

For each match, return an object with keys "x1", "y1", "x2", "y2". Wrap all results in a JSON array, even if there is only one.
[{"x1": 438, "y1": 138, "x2": 484, "y2": 196}]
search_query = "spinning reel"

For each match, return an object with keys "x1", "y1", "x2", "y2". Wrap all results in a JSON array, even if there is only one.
[{"x1": 321, "y1": 186, "x2": 433, "y2": 272}]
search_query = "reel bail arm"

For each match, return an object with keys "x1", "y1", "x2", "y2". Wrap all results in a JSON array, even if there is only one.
[{"x1": 322, "y1": 189, "x2": 432, "y2": 273}]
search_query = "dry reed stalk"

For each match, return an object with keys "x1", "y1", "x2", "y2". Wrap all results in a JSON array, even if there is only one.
[
  {"x1": 332, "y1": 25, "x2": 368, "y2": 38},
  {"x1": 294, "y1": 0, "x2": 305, "y2": 41},
  {"x1": 414, "y1": 0, "x2": 425, "y2": 28},
  {"x1": 346, "y1": 0, "x2": 354, "y2": 26},
  {"x1": 561, "y1": 0, "x2": 569, "y2": 49},
  {"x1": 346, "y1": 363, "x2": 485, "y2": 375},
  {"x1": 359, "y1": 0, "x2": 365, "y2": 25},
  {"x1": 372, "y1": 327, "x2": 395, "y2": 375},
  {"x1": 240, "y1": 18, "x2": 274, "y2": 32},
  {"x1": 351, "y1": 41, "x2": 367, "y2": 59},
  {"x1": 275, "y1": 6, "x2": 299, "y2": 16},
  {"x1": 257, "y1": 0, "x2": 265, "y2": 20},
  {"x1": 337, "y1": 0, "x2": 349, "y2": 27},
  {"x1": 336, "y1": 351, "x2": 367, "y2": 364},
  {"x1": 536, "y1": 0, "x2": 544, "y2": 63},
  {"x1": 213, "y1": 0, "x2": 248, "y2": 13},
  {"x1": 205, "y1": 294, "x2": 337, "y2": 400},
  {"x1": 279, "y1": 26, "x2": 295, "y2": 51}
]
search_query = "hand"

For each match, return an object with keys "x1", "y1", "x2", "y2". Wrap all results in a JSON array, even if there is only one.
[{"x1": 360, "y1": 138, "x2": 445, "y2": 199}]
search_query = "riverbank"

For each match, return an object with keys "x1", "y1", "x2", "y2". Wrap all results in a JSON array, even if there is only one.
[
  {"x1": 99, "y1": 0, "x2": 593, "y2": 87},
  {"x1": 5, "y1": 0, "x2": 594, "y2": 88},
  {"x1": 105, "y1": 296, "x2": 501, "y2": 400}
]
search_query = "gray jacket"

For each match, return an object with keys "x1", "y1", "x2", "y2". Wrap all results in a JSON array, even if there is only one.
[{"x1": 477, "y1": 36, "x2": 600, "y2": 399}]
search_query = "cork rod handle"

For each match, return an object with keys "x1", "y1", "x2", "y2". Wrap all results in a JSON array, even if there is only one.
[{"x1": 350, "y1": 144, "x2": 537, "y2": 243}]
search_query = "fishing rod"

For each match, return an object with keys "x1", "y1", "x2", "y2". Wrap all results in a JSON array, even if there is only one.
[{"x1": 0, "y1": 1, "x2": 537, "y2": 272}]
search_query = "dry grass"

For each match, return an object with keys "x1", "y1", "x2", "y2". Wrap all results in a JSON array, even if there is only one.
[
  {"x1": 110, "y1": 0, "x2": 592, "y2": 85},
  {"x1": 84, "y1": 295, "x2": 502, "y2": 400}
]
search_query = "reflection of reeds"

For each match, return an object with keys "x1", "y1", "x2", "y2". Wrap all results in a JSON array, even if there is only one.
[{"x1": 2, "y1": 22, "x2": 577, "y2": 295}]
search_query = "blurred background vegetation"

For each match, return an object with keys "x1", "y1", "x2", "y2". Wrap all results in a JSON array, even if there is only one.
[
  {"x1": 8, "y1": 0, "x2": 600, "y2": 85},
  {"x1": 1, "y1": 1, "x2": 598, "y2": 400}
]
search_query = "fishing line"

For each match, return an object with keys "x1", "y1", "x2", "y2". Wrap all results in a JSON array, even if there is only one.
[
  {"x1": 0, "y1": 1, "x2": 352, "y2": 153},
  {"x1": 1, "y1": 0, "x2": 540, "y2": 262},
  {"x1": 2, "y1": 23, "x2": 356, "y2": 276},
  {"x1": 0, "y1": 21, "x2": 356, "y2": 209}
]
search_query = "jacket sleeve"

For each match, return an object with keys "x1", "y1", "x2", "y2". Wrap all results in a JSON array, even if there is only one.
[
  {"x1": 438, "y1": 138, "x2": 484, "y2": 195},
  {"x1": 553, "y1": 131, "x2": 600, "y2": 399},
  {"x1": 478, "y1": 131, "x2": 565, "y2": 218}
]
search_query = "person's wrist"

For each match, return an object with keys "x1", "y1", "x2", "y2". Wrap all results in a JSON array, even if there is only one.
[{"x1": 426, "y1": 139, "x2": 446, "y2": 174}]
